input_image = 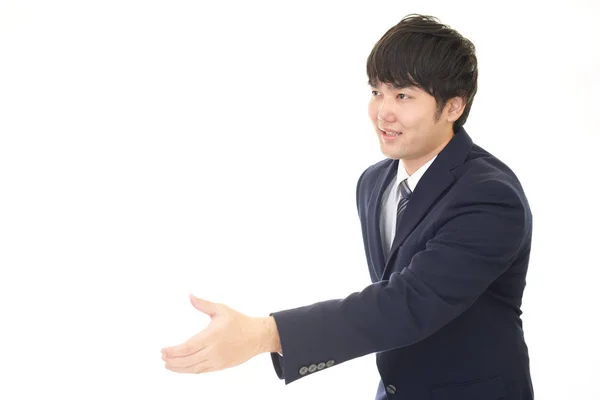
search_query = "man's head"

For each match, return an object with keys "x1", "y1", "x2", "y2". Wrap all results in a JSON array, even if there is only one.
[{"x1": 366, "y1": 14, "x2": 478, "y2": 171}]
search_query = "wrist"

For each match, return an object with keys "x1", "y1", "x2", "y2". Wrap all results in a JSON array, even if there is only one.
[{"x1": 254, "y1": 316, "x2": 282, "y2": 354}]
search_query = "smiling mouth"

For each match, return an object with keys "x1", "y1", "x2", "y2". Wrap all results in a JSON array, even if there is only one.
[{"x1": 380, "y1": 129, "x2": 403, "y2": 138}]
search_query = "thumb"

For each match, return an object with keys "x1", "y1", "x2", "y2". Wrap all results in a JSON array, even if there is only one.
[{"x1": 189, "y1": 294, "x2": 218, "y2": 316}]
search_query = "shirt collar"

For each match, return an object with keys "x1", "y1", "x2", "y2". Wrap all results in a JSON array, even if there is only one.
[{"x1": 395, "y1": 155, "x2": 438, "y2": 192}]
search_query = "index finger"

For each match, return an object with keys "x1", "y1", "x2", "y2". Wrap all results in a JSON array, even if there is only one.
[{"x1": 162, "y1": 332, "x2": 208, "y2": 358}]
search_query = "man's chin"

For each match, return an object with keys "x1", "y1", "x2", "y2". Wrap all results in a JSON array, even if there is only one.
[{"x1": 380, "y1": 147, "x2": 406, "y2": 160}]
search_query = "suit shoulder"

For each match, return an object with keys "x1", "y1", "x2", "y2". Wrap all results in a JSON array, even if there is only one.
[
  {"x1": 454, "y1": 143, "x2": 533, "y2": 224},
  {"x1": 459, "y1": 143, "x2": 527, "y2": 195},
  {"x1": 358, "y1": 158, "x2": 392, "y2": 182}
]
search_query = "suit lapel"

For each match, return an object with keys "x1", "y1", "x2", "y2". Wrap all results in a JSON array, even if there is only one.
[
  {"x1": 366, "y1": 158, "x2": 398, "y2": 280},
  {"x1": 381, "y1": 127, "x2": 474, "y2": 278}
]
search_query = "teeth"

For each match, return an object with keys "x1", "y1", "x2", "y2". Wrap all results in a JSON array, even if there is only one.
[{"x1": 385, "y1": 131, "x2": 401, "y2": 136}]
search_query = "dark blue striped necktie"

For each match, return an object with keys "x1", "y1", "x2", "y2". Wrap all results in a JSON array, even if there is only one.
[{"x1": 396, "y1": 178, "x2": 412, "y2": 229}]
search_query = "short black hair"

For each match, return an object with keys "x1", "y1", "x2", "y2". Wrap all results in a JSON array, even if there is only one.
[{"x1": 366, "y1": 14, "x2": 478, "y2": 131}]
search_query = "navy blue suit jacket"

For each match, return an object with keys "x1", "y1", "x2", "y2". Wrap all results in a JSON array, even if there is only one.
[{"x1": 270, "y1": 127, "x2": 534, "y2": 399}]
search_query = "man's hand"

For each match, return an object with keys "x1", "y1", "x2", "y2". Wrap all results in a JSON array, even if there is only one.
[{"x1": 161, "y1": 294, "x2": 281, "y2": 374}]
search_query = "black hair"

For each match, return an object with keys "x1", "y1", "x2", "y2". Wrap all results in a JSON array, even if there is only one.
[{"x1": 367, "y1": 14, "x2": 478, "y2": 130}]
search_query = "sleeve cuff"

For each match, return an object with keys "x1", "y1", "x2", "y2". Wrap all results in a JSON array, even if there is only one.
[
  {"x1": 270, "y1": 351, "x2": 285, "y2": 380},
  {"x1": 268, "y1": 312, "x2": 285, "y2": 381}
]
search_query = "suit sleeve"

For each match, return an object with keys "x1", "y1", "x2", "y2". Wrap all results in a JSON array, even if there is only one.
[{"x1": 271, "y1": 178, "x2": 528, "y2": 385}]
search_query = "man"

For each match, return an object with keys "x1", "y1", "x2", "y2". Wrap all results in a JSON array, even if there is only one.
[{"x1": 161, "y1": 14, "x2": 534, "y2": 400}]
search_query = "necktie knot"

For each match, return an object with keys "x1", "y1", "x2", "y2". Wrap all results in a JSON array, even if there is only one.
[{"x1": 398, "y1": 178, "x2": 412, "y2": 200}]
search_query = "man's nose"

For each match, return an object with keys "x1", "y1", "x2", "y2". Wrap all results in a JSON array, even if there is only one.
[{"x1": 377, "y1": 104, "x2": 396, "y2": 123}]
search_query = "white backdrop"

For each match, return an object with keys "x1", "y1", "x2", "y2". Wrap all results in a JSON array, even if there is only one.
[{"x1": 1, "y1": 0, "x2": 598, "y2": 399}]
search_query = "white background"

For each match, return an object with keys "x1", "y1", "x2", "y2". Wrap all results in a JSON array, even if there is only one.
[{"x1": 1, "y1": 0, "x2": 598, "y2": 399}]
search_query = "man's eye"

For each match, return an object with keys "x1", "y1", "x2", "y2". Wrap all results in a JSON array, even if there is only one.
[
  {"x1": 397, "y1": 93, "x2": 407, "y2": 99},
  {"x1": 371, "y1": 90, "x2": 380, "y2": 96}
]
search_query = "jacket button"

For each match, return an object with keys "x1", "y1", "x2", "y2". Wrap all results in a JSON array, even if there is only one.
[
  {"x1": 308, "y1": 364, "x2": 317, "y2": 373},
  {"x1": 299, "y1": 366, "x2": 308, "y2": 375},
  {"x1": 325, "y1": 359, "x2": 335, "y2": 367},
  {"x1": 386, "y1": 384, "x2": 397, "y2": 395},
  {"x1": 317, "y1": 362, "x2": 326, "y2": 370}
]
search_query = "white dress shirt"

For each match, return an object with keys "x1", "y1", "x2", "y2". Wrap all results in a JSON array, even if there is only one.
[{"x1": 379, "y1": 155, "x2": 437, "y2": 259}]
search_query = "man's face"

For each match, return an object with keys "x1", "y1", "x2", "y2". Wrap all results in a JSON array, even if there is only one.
[{"x1": 368, "y1": 81, "x2": 454, "y2": 166}]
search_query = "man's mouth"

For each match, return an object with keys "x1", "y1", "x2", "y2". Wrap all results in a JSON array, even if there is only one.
[{"x1": 380, "y1": 129, "x2": 403, "y2": 137}]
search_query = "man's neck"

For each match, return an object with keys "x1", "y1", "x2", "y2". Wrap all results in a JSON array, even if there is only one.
[{"x1": 402, "y1": 133, "x2": 454, "y2": 175}]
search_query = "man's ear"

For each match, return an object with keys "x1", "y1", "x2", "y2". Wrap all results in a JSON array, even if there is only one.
[{"x1": 446, "y1": 96, "x2": 466, "y2": 123}]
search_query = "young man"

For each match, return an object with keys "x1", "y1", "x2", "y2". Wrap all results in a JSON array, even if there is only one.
[{"x1": 161, "y1": 14, "x2": 534, "y2": 400}]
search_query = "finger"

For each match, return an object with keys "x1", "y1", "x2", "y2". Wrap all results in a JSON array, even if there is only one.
[
  {"x1": 165, "y1": 359, "x2": 212, "y2": 374},
  {"x1": 162, "y1": 332, "x2": 209, "y2": 358},
  {"x1": 164, "y1": 346, "x2": 208, "y2": 368},
  {"x1": 189, "y1": 294, "x2": 218, "y2": 316},
  {"x1": 162, "y1": 342, "x2": 195, "y2": 358},
  {"x1": 193, "y1": 363, "x2": 215, "y2": 374}
]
